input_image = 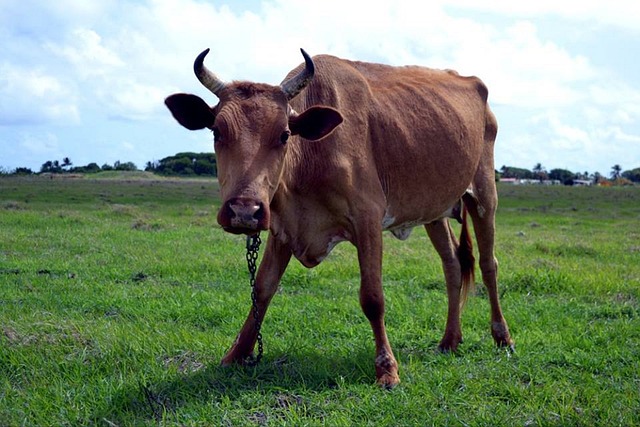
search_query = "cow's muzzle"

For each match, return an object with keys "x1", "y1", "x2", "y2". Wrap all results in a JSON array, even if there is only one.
[{"x1": 218, "y1": 197, "x2": 269, "y2": 234}]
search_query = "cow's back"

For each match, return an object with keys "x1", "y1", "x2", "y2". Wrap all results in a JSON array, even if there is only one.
[{"x1": 287, "y1": 55, "x2": 493, "y2": 226}]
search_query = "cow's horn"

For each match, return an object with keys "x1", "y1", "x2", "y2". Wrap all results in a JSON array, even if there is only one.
[
  {"x1": 193, "y1": 48, "x2": 226, "y2": 96},
  {"x1": 280, "y1": 48, "x2": 315, "y2": 100}
]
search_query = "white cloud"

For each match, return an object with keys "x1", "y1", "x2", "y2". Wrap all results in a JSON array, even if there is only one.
[
  {"x1": 515, "y1": 110, "x2": 639, "y2": 173},
  {"x1": 110, "y1": 82, "x2": 168, "y2": 119},
  {"x1": 19, "y1": 132, "x2": 60, "y2": 157},
  {"x1": 443, "y1": 0, "x2": 640, "y2": 32},
  {"x1": 48, "y1": 28, "x2": 125, "y2": 78},
  {"x1": 0, "y1": 64, "x2": 79, "y2": 125},
  {"x1": 445, "y1": 20, "x2": 598, "y2": 108},
  {"x1": 596, "y1": 126, "x2": 640, "y2": 144},
  {"x1": 120, "y1": 141, "x2": 135, "y2": 152}
]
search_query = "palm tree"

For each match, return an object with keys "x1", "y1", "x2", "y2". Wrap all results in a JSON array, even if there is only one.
[
  {"x1": 593, "y1": 172, "x2": 603, "y2": 184},
  {"x1": 610, "y1": 164, "x2": 622, "y2": 180},
  {"x1": 40, "y1": 160, "x2": 53, "y2": 173},
  {"x1": 532, "y1": 163, "x2": 546, "y2": 182}
]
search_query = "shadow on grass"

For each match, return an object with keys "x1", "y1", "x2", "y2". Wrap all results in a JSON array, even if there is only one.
[{"x1": 94, "y1": 347, "x2": 374, "y2": 425}]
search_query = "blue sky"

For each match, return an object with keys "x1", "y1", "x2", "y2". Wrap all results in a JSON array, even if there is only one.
[{"x1": 1, "y1": 0, "x2": 639, "y2": 175}]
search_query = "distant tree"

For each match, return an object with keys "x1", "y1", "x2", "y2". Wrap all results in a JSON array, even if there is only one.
[
  {"x1": 13, "y1": 167, "x2": 34, "y2": 175},
  {"x1": 622, "y1": 167, "x2": 640, "y2": 183},
  {"x1": 169, "y1": 157, "x2": 194, "y2": 175},
  {"x1": 114, "y1": 161, "x2": 138, "y2": 171},
  {"x1": 610, "y1": 164, "x2": 622, "y2": 180},
  {"x1": 62, "y1": 157, "x2": 72, "y2": 170},
  {"x1": 40, "y1": 161, "x2": 53, "y2": 173},
  {"x1": 69, "y1": 162, "x2": 101, "y2": 173},
  {"x1": 193, "y1": 158, "x2": 216, "y2": 175},
  {"x1": 548, "y1": 168, "x2": 574, "y2": 184},
  {"x1": 101, "y1": 163, "x2": 114, "y2": 171},
  {"x1": 500, "y1": 165, "x2": 533, "y2": 180},
  {"x1": 592, "y1": 172, "x2": 604, "y2": 184},
  {"x1": 150, "y1": 152, "x2": 217, "y2": 176},
  {"x1": 532, "y1": 163, "x2": 547, "y2": 182},
  {"x1": 40, "y1": 160, "x2": 62, "y2": 173},
  {"x1": 144, "y1": 161, "x2": 158, "y2": 172},
  {"x1": 85, "y1": 162, "x2": 101, "y2": 173}
]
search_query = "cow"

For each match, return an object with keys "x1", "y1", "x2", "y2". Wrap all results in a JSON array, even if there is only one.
[{"x1": 165, "y1": 48, "x2": 513, "y2": 388}]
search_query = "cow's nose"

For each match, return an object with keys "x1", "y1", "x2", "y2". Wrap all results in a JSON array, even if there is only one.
[
  {"x1": 228, "y1": 200, "x2": 262, "y2": 221},
  {"x1": 218, "y1": 197, "x2": 270, "y2": 233},
  {"x1": 222, "y1": 198, "x2": 266, "y2": 231}
]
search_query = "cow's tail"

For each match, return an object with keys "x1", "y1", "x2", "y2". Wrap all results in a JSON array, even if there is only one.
[{"x1": 457, "y1": 204, "x2": 475, "y2": 309}]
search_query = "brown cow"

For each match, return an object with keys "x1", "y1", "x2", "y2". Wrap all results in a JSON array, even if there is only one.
[{"x1": 165, "y1": 48, "x2": 513, "y2": 388}]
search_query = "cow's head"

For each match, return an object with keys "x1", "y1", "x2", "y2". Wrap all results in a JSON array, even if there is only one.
[{"x1": 165, "y1": 49, "x2": 343, "y2": 235}]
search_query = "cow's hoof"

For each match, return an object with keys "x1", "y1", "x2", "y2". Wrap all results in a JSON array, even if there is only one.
[
  {"x1": 220, "y1": 351, "x2": 252, "y2": 367},
  {"x1": 376, "y1": 373, "x2": 400, "y2": 390},
  {"x1": 497, "y1": 340, "x2": 516, "y2": 354},
  {"x1": 438, "y1": 334, "x2": 462, "y2": 353},
  {"x1": 375, "y1": 351, "x2": 399, "y2": 389},
  {"x1": 491, "y1": 321, "x2": 513, "y2": 350},
  {"x1": 220, "y1": 357, "x2": 236, "y2": 367}
]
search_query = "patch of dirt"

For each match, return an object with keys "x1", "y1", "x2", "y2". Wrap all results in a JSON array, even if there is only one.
[
  {"x1": 131, "y1": 219, "x2": 163, "y2": 231},
  {"x1": 2, "y1": 200, "x2": 25, "y2": 210},
  {"x1": 275, "y1": 393, "x2": 304, "y2": 410},
  {"x1": 161, "y1": 351, "x2": 206, "y2": 374}
]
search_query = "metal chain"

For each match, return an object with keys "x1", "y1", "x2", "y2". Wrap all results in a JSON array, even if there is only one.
[{"x1": 245, "y1": 233, "x2": 263, "y2": 366}]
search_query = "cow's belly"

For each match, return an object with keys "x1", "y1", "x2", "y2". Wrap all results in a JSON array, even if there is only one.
[
  {"x1": 282, "y1": 228, "x2": 352, "y2": 268},
  {"x1": 382, "y1": 196, "x2": 464, "y2": 240},
  {"x1": 293, "y1": 233, "x2": 350, "y2": 268}
]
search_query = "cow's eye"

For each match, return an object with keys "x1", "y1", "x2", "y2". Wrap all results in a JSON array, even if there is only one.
[
  {"x1": 212, "y1": 127, "x2": 221, "y2": 141},
  {"x1": 280, "y1": 130, "x2": 290, "y2": 144}
]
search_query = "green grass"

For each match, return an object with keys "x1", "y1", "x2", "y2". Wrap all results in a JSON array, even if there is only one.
[{"x1": 1, "y1": 174, "x2": 639, "y2": 426}]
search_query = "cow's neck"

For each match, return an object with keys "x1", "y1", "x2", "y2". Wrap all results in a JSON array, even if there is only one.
[{"x1": 269, "y1": 137, "x2": 330, "y2": 243}]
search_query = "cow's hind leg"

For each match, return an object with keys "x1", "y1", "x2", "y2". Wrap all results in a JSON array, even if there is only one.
[
  {"x1": 463, "y1": 183, "x2": 514, "y2": 350},
  {"x1": 425, "y1": 219, "x2": 465, "y2": 352},
  {"x1": 355, "y1": 216, "x2": 399, "y2": 388},
  {"x1": 221, "y1": 234, "x2": 292, "y2": 365}
]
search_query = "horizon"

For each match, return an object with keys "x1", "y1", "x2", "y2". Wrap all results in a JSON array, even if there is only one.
[{"x1": 3, "y1": 152, "x2": 635, "y2": 179}]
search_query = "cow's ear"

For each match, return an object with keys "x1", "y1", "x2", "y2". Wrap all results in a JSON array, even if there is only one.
[
  {"x1": 165, "y1": 93, "x2": 216, "y2": 130},
  {"x1": 289, "y1": 106, "x2": 343, "y2": 141}
]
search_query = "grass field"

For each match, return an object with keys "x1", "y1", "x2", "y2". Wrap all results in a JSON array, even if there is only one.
[{"x1": 1, "y1": 173, "x2": 639, "y2": 426}]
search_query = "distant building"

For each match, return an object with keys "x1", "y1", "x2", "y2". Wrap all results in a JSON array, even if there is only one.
[{"x1": 499, "y1": 178, "x2": 562, "y2": 185}]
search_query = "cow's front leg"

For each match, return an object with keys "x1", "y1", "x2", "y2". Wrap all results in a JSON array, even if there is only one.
[
  {"x1": 221, "y1": 234, "x2": 292, "y2": 365},
  {"x1": 355, "y1": 217, "x2": 399, "y2": 388}
]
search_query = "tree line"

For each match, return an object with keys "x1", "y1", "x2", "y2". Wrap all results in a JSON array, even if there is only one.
[
  {"x1": 1, "y1": 153, "x2": 217, "y2": 177},
  {"x1": 2, "y1": 155, "x2": 639, "y2": 184},
  {"x1": 144, "y1": 152, "x2": 216, "y2": 176},
  {"x1": 498, "y1": 163, "x2": 640, "y2": 185}
]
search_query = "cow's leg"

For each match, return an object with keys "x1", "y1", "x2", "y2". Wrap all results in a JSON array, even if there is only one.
[
  {"x1": 221, "y1": 233, "x2": 292, "y2": 365},
  {"x1": 425, "y1": 219, "x2": 463, "y2": 352},
  {"x1": 464, "y1": 179, "x2": 514, "y2": 350},
  {"x1": 355, "y1": 217, "x2": 399, "y2": 388}
]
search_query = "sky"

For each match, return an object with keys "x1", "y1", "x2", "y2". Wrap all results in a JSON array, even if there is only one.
[{"x1": 1, "y1": 0, "x2": 639, "y2": 175}]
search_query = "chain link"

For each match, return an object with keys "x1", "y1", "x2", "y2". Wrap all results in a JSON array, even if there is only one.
[{"x1": 245, "y1": 233, "x2": 263, "y2": 366}]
